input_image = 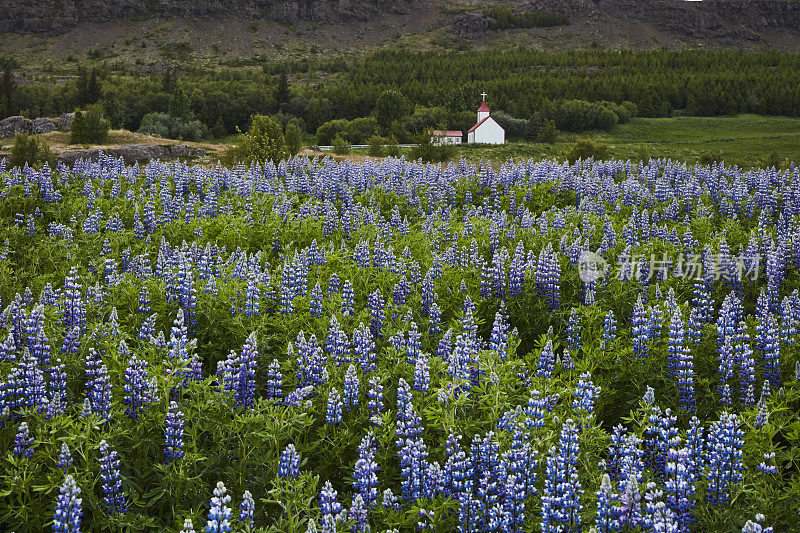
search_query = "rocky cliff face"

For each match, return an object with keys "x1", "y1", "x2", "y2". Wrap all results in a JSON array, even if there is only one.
[
  {"x1": 1, "y1": 0, "x2": 799, "y2": 40},
  {"x1": 0, "y1": 0, "x2": 387, "y2": 34}
]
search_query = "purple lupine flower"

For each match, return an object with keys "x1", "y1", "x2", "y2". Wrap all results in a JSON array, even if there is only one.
[
  {"x1": 58, "y1": 442, "x2": 73, "y2": 473},
  {"x1": 205, "y1": 481, "x2": 232, "y2": 533},
  {"x1": 244, "y1": 270, "x2": 260, "y2": 317},
  {"x1": 353, "y1": 431, "x2": 379, "y2": 509},
  {"x1": 665, "y1": 446, "x2": 696, "y2": 531},
  {"x1": 368, "y1": 290, "x2": 385, "y2": 338},
  {"x1": 325, "y1": 316, "x2": 350, "y2": 367},
  {"x1": 632, "y1": 295, "x2": 648, "y2": 360},
  {"x1": 319, "y1": 481, "x2": 344, "y2": 523},
  {"x1": 602, "y1": 310, "x2": 616, "y2": 348},
  {"x1": 238, "y1": 490, "x2": 254, "y2": 527},
  {"x1": 489, "y1": 311, "x2": 509, "y2": 360},
  {"x1": 367, "y1": 377, "x2": 384, "y2": 425},
  {"x1": 343, "y1": 364, "x2": 359, "y2": 410},
  {"x1": 53, "y1": 474, "x2": 82, "y2": 533},
  {"x1": 341, "y1": 280, "x2": 354, "y2": 316},
  {"x1": 326, "y1": 388, "x2": 343, "y2": 424},
  {"x1": 353, "y1": 322, "x2": 375, "y2": 374},
  {"x1": 413, "y1": 352, "x2": 430, "y2": 392},
  {"x1": 165, "y1": 401, "x2": 184, "y2": 462},
  {"x1": 14, "y1": 421, "x2": 33, "y2": 458},
  {"x1": 123, "y1": 355, "x2": 154, "y2": 420},
  {"x1": 310, "y1": 282, "x2": 323, "y2": 317},
  {"x1": 266, "y1": 359, "x2": 283, "y2": 400},
  {"x1": 573, "y1": 372, "x2": 600, "y2": 415},
  {"x1": 234, "y1": 332, "x2": 258, "y2": 408},
  {"x1": 595, "y1": 473, "x2": 619, "y2": 533},
  {"x1": 705, "y1": 412, "x2": 744, "y2": 504},
  {"x1": 350, "y1": 494, "x2": 368, "y2": 532},
  {"x1": 541, "y1": 419, "x2": 582, "y2": 532},
  {"x1": 278, "y1": 444, "x2": 300, "y2": 478},
  {"x1": 742, "y1": 515, "x2": 775, "y2": 533},
  {"x1": 98, "y1": 440, "x2": 126, "y2": 515},
  {"x1": 537, "y1": 340, "x2": 555, "y2": 378}
]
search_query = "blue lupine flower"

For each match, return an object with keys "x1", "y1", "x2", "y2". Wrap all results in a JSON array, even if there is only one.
[
  {"x1": 602, "y1": 310, "x2": 616, "y2": 348},
  {"x1": 353, "y1": 431, "x2": 379, "y2": 509},
  {"x1": 98, "y1": 440, "x2": 126, "y2": 515},
  {"x1": 205, "y1": 481, "x2": 232, "y2": 533},
  {"x1": 367, "y1": 377, "x2": 384, "y2": 425},
  {"x1": 123, "y1": 355, "x2": 154, "y2": 420},
  {"x1": 343, "y1": 364, "x2": 359, "y2": 410},
  {"x1": 705, "y1": 412, "x2": 744, "y2": 504},
  {"x1": 239, "y1": 490, "x2": 254, "y2": 527},
  {"x1": 319, "y1": 480, "x2": 344, "y2": 523},
  {"x1": 165, "y1": 401, "x2": 185, "y2": 462},
  {"x1": 541, "y1": 419, "x2": 582, "y2": 532},
  {"x1": 413, "y1": 352, "x2": 430, "y2": 392},
  {"x1": 14, "y1": 421, "x2": 33, "y2": 458},
  {"x1": 266, "y1": 359, "x2": 283, "y2": 400},
  {"x1": 341, "y1": 279, "x2": 354, "y2": 316},
  {"x1": 278, "y1": 444, "x2": 300, "y2": 478},
  {"x1": 537, "y1": 340, "x2": 555, "y2": 378},
  {"x1": 573, "y1": 372, "x2": 600, "y2": 414},
  {"x1": 53, "y1": 474, "x2": 82, "y2": 533},
  {"x1": 326, "y1": 388, "x2": 343, "y2": 424},
  {"x1": 595, "y1": 473, "x2": 618, "y2": 533},
  {"x1": 350, "y1": 494, "x2": 368, "y2": 532},
  {"x1": 58, "y1": 442, "x2": 73, "y2": 473}
]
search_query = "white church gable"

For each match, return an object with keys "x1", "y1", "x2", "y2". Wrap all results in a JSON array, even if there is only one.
[{"x1": 467, "y1": 93, "x2": 505, "y2": 145}]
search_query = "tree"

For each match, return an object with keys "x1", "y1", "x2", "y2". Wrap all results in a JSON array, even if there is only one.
[
  {"x1": 211, "y1": 116, "x2": 226, "y2": 139},
  {"x1": 374, "y1": 90, "x2": 411, "y2": 130},
  {"x1": 75, "y1": 66, "x2": 89, "y2": 107},
  {"x1": 284, "y1": 122, "x2": 303, "y2": 156},
  {"x1": 537, "y1": 118, "x2": 558, "y2": 143},
  {"x1": 87, "y1": 69, "x2": 102, "y2": 105},
  {"x1": 10, "y1": 134, "x2": 54, "y2": 169},
  {"x1": 224, "y1": 115, "x2": 287, "y2": 165},
  {"x1": 1, "y1": 56, "x2": 19, "y2": 117},
  {"x1": 169, "y1": 85, "x2": 191, "y2": 119},
  {"x1": 70, "y1": 104, "x2": 110, "y2": 145},
  {"x1": 367, "y1": 135, "x2": 385, "y2": 157},
  {"x1": 276, "y1": 73, "x2": 289, "y2": 104},
  {"x1": 332, "y1": 134, "x2": 350, "y2": 155}
]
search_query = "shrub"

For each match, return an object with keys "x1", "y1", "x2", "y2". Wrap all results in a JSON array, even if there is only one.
[
  {"x1": 566, "y1": 139, "x2": 611, "y2": 163},
  {"x1": 284, "y1": 122, "x2": 303, "y2": 156},
  {"x1": 70, "y1": 104, "x2": 110, "y2": 145},
  {"x1": 342, "y1": 117, "x2": 379, "y2": 145},
  {"x1": 224, "y1": 115, "x2": 287, "y2": 165},
  {"x1": 9, "y1": 134, "x2": 54, "y2": 169},
  {"x1": 537, "y1": 119, "x2": 558, "y2": 144},
  {"x1": 332, "y1": 134, "x2": 351, "y2": 155},
  {"x1": 316, "y1": 119, "x2": 348, "y2": 146},
  {"x1": 138, "y1": 113, "x2": 207, "y2": 141},
  {"x1": 597, "y1": 107, "x2": 619, "y2": 131},
  {"x1": 385, "y1": 135, "x2": 400, "y2": 157},
  {"x1": 374, "y1": 90, "x2": 411, "y2": 130},
  {"x1": 367, "y1": 135, "x2": 385, "y2": 157}
]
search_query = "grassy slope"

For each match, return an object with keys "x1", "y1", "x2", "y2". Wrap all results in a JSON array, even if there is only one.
[{"x1": 450, "y1": 114, "x2": 800, "y2": 168}]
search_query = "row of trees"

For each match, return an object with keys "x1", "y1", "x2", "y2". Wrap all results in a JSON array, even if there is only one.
[{"x1": 3, "y1": 48, "x2": 800, "y2": 143}]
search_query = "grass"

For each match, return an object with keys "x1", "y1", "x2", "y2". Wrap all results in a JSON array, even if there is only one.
[{"x1": 454, "y1": 114, "x2": 800, "y2": 168}]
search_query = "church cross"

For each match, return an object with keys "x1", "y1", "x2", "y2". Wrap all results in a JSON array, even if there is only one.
[{"x1": 480, "y1": 92, "x2": 487, "y2": 101}]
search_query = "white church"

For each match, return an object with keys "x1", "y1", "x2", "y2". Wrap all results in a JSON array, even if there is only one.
[{"x1": 432, "y1": 93, "x2": 505, "y2": 145}]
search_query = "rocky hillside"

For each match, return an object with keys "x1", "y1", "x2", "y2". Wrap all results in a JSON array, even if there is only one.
[
  {"x1": 0, "y1": 0, "x2": 389, "y2": 34},
  {"x1": 1, "y1": 0, "x2": 800, "y2": 48}
]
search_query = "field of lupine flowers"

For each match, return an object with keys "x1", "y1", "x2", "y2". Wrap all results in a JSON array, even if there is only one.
[{"x1": 0, "y1": 153, "x2": 799, "y2": 533}]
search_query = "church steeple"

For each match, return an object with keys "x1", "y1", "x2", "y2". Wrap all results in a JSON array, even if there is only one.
[{"x1": 477, "y1": 92, "x2": 490, "y2": 122}]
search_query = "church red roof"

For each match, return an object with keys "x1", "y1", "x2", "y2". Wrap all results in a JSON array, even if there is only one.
[
  {"x1": 432, "y1": 130, "x2": 462, "y2": 137},
  {"x1": 478, "y1": 101, "x2": 490, "y2": 112},
  {"x1": 468, "y1": 116, "x2": 491, "y2": 133}
]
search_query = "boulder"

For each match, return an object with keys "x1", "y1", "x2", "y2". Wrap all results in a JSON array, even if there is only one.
[
  {"x1": 0, "y1": 116, "x2": 32, "y2": 138},
  {"x1": 32, "y1": 118, "x2": 57, "y2": 134},
  {"x1": 56, "y1": 113, "x2": 75, "y2": 131},
  {"x1": 57, "y1": 144, "x2": 206, "y2": 165}
]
